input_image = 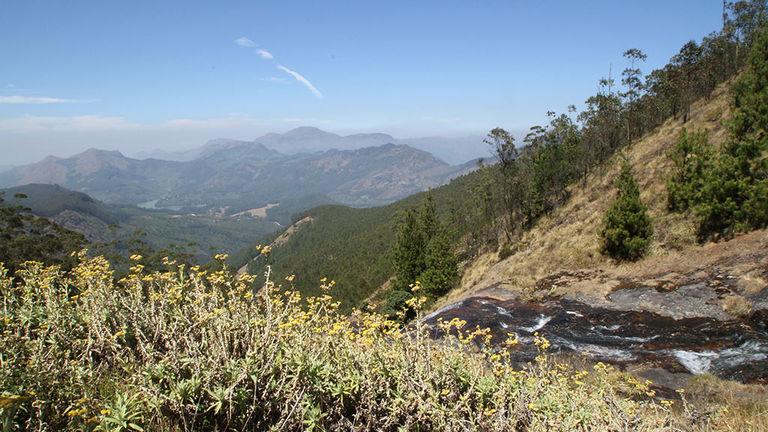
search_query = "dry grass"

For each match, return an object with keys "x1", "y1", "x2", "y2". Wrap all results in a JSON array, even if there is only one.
[
  {"x1": 685, "y1": 375, "x2": 768, "y2": 431},
  {"x1": 437, "y1": 81, "x2": 736, "y2": 309},
  {"x1": 721, "y1": 295, "x2": 753, "y2": 318}
]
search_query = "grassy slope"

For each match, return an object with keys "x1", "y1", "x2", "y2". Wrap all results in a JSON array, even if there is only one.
[{"x1": 443, "y1": 81, "x2": 740, "y2": 306}]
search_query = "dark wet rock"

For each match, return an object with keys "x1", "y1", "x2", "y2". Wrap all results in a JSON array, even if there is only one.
[
  {"x1": 749, "y1": 309, "x2": 768, "y2": 333},
  {"x1": 425, "y1": 296, "x2": 768, "y2": 384}
]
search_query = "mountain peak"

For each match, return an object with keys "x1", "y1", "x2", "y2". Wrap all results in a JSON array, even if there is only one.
[
  {"x1": 282, "y1": 126, "x2": 340, "y2": 139},
  {"x1": 78, "y1": 148, "x2": 126, "y2": 159}
]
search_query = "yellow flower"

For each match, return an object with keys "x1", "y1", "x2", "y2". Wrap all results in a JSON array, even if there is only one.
[{"x1": 67, "y1": 407, "x2": 88, "y2": 417}]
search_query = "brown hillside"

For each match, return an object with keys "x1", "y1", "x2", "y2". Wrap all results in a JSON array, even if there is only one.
[{"x1": 438, "y1": 80, "x2": 767, "y2": 320}]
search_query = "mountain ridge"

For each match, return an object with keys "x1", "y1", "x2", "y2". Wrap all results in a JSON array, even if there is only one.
[
  {"x1": 132, "y1": 126, "x2": 485, "y2": 164},
  {"x1": 0, "y1": 140, "x2": 477, "y2": 217}
]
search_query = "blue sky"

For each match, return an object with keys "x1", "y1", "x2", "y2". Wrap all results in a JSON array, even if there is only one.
[{"x1": 1, "y1": 0, "x2": 723, "y2": 164}]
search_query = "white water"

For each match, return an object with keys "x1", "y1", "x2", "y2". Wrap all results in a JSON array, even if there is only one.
[
  {"x1": 422, "y1": 301, "x2": 462, "y2": 321},
  {"x1": 553, "y1": 336, "x2": 637, "y2": 362},
  {"x1": 673, "y1": 341, "x2": 768, "y2": 375},
  {"x1": 521, "y1": 315, "x2": 553, "y2": 333}
]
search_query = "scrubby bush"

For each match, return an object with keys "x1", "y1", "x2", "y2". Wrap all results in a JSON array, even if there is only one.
[
  {"x1": 1, "y1": 252, "x2": 698, "y2": 431},
  {"x1": 601, "y1": 161, "x2": 654, "y2": 261}
]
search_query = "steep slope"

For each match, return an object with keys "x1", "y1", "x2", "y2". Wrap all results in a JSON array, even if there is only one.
[
  {"x1": 424, "y1": 81, "x2": 766, "y2": 384},
  {"x1": 447, "y1": 80, "x2": 734, "y2": 306}
]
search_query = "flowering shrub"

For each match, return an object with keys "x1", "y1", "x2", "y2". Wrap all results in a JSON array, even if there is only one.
[{"x1": 1, "y1": 252, "x2": 700, "y2": 431}]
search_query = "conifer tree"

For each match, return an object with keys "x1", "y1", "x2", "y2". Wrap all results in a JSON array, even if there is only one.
[
  {"x1": 387, "y1": 194, "x2": 459, "y2": 319},
  {"x1": 601, "y1": 160, "x2": 653, "y2": 260},
  {"x1": 666, "y1": 129, "x2": 714, "y2": 212},
  {"x1": 419, "y1": 227, "x2": 459, "y2": 298},
  {"x1": 391, "y1": 208, "x2": 425, "y2": 293},
  {"x1": 698, "y1": 24, "x2": 768, "y2": 236}
]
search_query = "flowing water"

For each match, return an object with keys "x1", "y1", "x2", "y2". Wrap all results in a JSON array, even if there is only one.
[{"x1": 425, "y1": 297, "x2": 768, "y2": 384}]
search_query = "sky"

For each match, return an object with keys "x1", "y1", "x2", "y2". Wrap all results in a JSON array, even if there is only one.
[{"x1": 0, "y1": 0, "x2": 724, "y2": 165}]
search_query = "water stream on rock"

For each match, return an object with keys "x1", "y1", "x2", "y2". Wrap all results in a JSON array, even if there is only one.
[{"x1": 425, "y1": 297, "x2": 768, "y2": 383}]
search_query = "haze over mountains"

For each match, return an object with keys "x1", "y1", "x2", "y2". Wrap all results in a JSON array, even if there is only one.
[
  {"x1": 0, "y1": 128, "x2": 481, "y2": 219},
  {"x1": 134, "y1": 127, "x2": 488, "y2": 165}
]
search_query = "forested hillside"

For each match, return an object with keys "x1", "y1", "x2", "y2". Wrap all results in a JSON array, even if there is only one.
[
  {"x1": 0, "y1": 191, "x2": 85, "y2": 274},
  {"x1": 1, "y1": 184, "x2": 281, "y2": 265}
]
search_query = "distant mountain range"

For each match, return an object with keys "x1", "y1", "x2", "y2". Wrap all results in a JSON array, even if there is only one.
[
  {"x1": 134, "y1": 126, "x2": 488, "y2": 165},
  {"x1": 0, "y1": 133, "x2": 481, "y2": 217}
]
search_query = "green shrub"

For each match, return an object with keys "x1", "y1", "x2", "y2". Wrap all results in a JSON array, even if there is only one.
[
  {"x1": 497, "y1": 244, "x2": 515, "y2": 260},
  {"x1": 601, "y1": 161, "x2": 653, "y2": 261}
]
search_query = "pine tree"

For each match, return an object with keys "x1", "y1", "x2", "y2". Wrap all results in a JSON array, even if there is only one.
[
  {"x1": 666, "y1": 129, "x2": 714, "y2": 212},
  {"x1": 387, "y1": 194, "x2": 459, "y2": 318},
  {"x1": 697, "y1": 24, "x2": 768, "y2": 237},
  {"x1": 391, "y1": 208, "x2": 425, "y2": 293},
  {"x1": 418, "y1": 194, "x2": 438, "y2": 242},
  {"x1": 601, "y1": 160, "x2": 653, "y2": 261},
  {"x1": 419, "y1": 227, "x2": 459, "y2": 298}
]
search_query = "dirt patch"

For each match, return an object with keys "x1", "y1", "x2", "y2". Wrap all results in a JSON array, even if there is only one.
[{"x1": 231, "y1": 203, "x2": 279, "y2": 219}]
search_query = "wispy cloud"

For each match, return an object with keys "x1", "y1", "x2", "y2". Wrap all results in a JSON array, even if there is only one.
[
  {"x1": 276, "y1": 65, "x2": 323, "y2": 98},
  {"x1": 256, "y1": 49, "x2": 274, "y2": 60},
  {"x1": 234, "y1": 37, "x2": 324, "y2": 98},
  {"x1": 0, "y1": 95, "x2": 94, "y2": 104},
  {"x1": 234, "y1": 37, "x2": 256, "y2": 48}
]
